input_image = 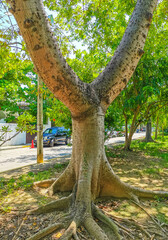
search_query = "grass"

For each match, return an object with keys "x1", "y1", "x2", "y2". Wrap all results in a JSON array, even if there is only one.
[
  {"x1": 131, "y1": 136, "x2": 168, "y2": 171},
  {"x1": 131, "y1": 136, "x2": 168, "y2": 159},
  {"x1": 0, "y1": 162, "x2": 67, "y2": 198},
  {"x1": 104, "y1": 136, "x2": 168, "y2": 226}
]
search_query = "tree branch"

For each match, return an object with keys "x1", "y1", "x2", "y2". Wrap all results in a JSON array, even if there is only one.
[
  {"x1": 91, "y1": 0, "x2": 158, "y2": 109},
  {"x1": 6, "y1": 0, "x2": 99, "y2": 116},
  {"x1": 0, "y1": 130, "x2": 21, "y2": 147}
]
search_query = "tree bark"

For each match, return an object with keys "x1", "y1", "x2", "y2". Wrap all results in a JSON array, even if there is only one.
[
  {"x1": 144, "y1": 120, "x2": 154, "y2": 142},
  {"x1": 124, "y1": 106, "x2": 140, "y2": 150},
  {"x1": 49, "y1": 107, "x2": 105, "y2": 199},
  {"x1": 124, "y1": 113, "x2": 128, "y2": 145},
  {"x1": 155, "y1": 115, "x2": 159, "y2": 139}
]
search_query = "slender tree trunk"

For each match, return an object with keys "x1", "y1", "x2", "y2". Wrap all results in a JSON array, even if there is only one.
[
  {"x1": 144, "y1": 120, "x2": 154, "y2": 142},
  {"x1": 124, "y1": 106, "x2": 140, "y2": 150},
  {"x1": 125, "y1": 127, "x2": 134, "y2": 151},
  {"x1": 124, "y1": 114, "x2": 128, "y2": 146},
  {"x1": 162, "y1": 125, "x2": 164, "y2": 138},
  {"x1": 155, "y1": 115, "x2": 159, "y2": 140},
  {"x1": 37, "y1": 76, "x2": 43, "y2": 163}
]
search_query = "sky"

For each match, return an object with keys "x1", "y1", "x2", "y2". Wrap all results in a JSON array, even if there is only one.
[{"x1": 0, "y1": 1, "x2": 86, "y2": 58}]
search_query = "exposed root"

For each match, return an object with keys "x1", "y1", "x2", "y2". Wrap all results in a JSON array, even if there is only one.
[
  {"x1": 27, "y1": 194, "x2": 72, "y2": 215},
  {"x1": 33, "y1": 178, "x2": 56, "y2": 189},
  {"x1": 77, "y1": 230, "x2": 88, "y2": 240},
  {"x1": 27, "y1": 151, "x2": 168, "y2": 240},
  {"x1": 48, "y1": 163, "x2": 75, "y2": 196},
  {"x1": 130, "y1": 186, "x2": 168, "y2": 200},
  {"x1": 59, "y1": 220, "x2": 78, "y2": 240},
  {"x1": 100, "y1": 152, "x2": 168, "y2": 200},
  {"x1": 112, "y1": 220, "x2": 134, "y2": 239},
  {"x1": 84, "y1": 216, "x2": 109, "y2": 240},
  {"x1": 121, "y1": 217, "x2": 151, "y2": 238},
  {"x1": 73, "y1": 232, "x2": 80, "y2": 240},
  {"x1": 132, "y1": 200, "x2": 168, "y2": 236},
  {"x1": 27, "y1": 223, "x2": 64, "y2": 240},
  {"x1": 92, "y1": 204, "x2": 121, "y2": 240},
  {"x1": 20, "y1": 192, "x2": 168, "y2": 240},
  {"x1": 127, "y1": 192, "x2": 140, "y2": 203}
]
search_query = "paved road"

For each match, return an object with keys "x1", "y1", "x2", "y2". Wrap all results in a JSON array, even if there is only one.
[
  {"x1": 105, "y1": 132, "x2": 145, "y2": 145},
  {"x1": 0, "y1": 132, "x2": 145, "y2": 173},
  {"x1": 0, "y1": 145, "x2": 72, "y2": 173}
]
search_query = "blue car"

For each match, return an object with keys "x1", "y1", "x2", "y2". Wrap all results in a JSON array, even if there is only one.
[{"x1": 34, "y1": 127, "x2": 70, "y2": 147}]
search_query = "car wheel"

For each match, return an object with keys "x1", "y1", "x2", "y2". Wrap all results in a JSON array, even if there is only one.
[
  {"x1": 49, "y1": 139, "x2": 54, "y2": 147},
  {"x1": 65, "y1": 139, "x2": 68, "y2": 145}
]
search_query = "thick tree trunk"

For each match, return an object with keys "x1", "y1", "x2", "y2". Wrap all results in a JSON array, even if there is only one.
[
  {"x1": 49, "y1": 107, "x2": 107, "y2": 199},
  {"x1": 144, "y1": 120, "x2": 154, "y2": 142}
]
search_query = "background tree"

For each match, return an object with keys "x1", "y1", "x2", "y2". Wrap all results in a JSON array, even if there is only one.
[
  {"x1": 4, "y1": 0, "x2": 168, "y2": 239},
  {"x1": 113, "y1": 8, "x2": 168, "y2": 149}
]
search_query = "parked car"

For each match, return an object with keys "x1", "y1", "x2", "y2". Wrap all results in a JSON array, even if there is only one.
[
  {"x1": 140, "y1": 127, "x2": 146, "y2": 132},
  {"x1": 34, "y1": 127, "x2": 71, "y2": 147}
]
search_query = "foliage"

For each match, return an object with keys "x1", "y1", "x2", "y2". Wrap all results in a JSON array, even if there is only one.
[
  {"x1": 0, "y1": 126, "x2": 11, "y2": 142},
  {"x1": 0, "y1": 46, "x2": 36, "y2": 121},
  {"x1": 16, "y1": 112, "x2": 36, "y2": 133},
  {"x1": 44, "y1": 90, "x2": 72, "y2": 130},
  {"x1": 106, "y1": 0, "x2": 168, "y2": 149},
  {"x1": 0, "y1": 112, "x2": 36, "y2": 146}
]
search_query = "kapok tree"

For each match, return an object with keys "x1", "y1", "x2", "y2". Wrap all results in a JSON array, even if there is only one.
[{"x1": 6, "y1": 0, "x2": 168, "y2": 239}]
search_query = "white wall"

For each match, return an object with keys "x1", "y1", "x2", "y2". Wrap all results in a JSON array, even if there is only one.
[
  {"x1": 44, "y1": 121, "x2": 51, "y2": 131},
  {"x1": 0, "y1": 123, "x2": 26, "y2": 146},
  {"x1": 0, "y1": 121, "x2": 52, "y2": 146}
]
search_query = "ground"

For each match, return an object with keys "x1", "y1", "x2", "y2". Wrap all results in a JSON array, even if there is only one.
[{"x1": 0, "y1": 137, "x2": 168, "y2": 240}]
